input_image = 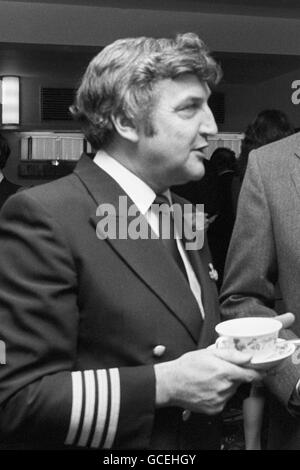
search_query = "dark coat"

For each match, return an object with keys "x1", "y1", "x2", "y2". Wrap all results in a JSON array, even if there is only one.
[{"x1": 0, "y1": 154, "x2": 221, "y2": 449}]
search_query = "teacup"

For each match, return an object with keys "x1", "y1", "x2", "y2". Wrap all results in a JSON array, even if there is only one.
[{"x1": 215, "y1": 317, "x2": 282, "y2": 361}]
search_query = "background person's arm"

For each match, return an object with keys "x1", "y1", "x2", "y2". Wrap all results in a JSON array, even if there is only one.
[{"x1": 220, "y1": 153, "x2": 300, "y2": 409}]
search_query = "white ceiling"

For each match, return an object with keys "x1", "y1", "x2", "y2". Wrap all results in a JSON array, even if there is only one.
[{"x1": 9, "y1": 0, "x2": 300, "y2": 18}]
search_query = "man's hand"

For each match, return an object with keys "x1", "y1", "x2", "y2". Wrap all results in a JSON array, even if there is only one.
[{"x1": 154, "y1": 349, "x2": 263, "y2": 415}]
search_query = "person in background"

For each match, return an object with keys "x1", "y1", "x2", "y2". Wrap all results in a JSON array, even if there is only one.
[
  {"x1": 207, "y1": 147, "x2": 238, "y2": 289},
  {"x1": 220, "y1": 128, "x2": 300, "y2": 449},
  {"x1": 172, "y1": 159, "x2": 219, "y2": 232},
  {"x1": 221, "y1": 110, "x2": 295, "y2": 449},
  {"x1": 0, "y1": 33, "x2": 262, "y2": 450},
  {"x1": 174, "y1": 147, "x2": 238, "y2": 290},
  {"x1": 0, "y1": 134, "x2": 20, "y2": 210},
  {"x1": 237, "y1": 109, "x2": 294, "y2": 186}
]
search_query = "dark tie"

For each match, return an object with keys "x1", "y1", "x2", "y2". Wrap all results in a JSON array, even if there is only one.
[{"x1": 153, "y1": 194, "x2": 188, "y2": 280}]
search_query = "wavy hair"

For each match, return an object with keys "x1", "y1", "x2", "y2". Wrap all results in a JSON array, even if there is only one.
[
  {"x1": 210, "y1": 147, "x2": 237, "y2": 175},
  {"x1": 71, "y1": 33, "x2": 222, "y2": 150},
  {"x1": 238, "y1": 109, "x2": 294, "y2": 181}
]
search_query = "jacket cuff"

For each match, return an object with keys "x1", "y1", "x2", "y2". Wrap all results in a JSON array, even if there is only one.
[
  {"x1": 114, "y1": 364, "x2": 156, "y2": 449},
  {"x1": 265, "y1": 358, "x2": 300, "y2": 412}
]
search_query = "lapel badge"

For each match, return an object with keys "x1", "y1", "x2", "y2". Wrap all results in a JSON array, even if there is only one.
[{"x1": 208, "y1": 263, "x2": 218, "y2": 282}]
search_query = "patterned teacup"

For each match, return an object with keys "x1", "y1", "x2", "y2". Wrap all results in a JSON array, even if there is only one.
[{"x1": 215, "y1": 317, "x2": 282, "y2": 361}]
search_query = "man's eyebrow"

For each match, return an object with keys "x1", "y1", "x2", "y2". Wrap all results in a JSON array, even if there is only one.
[
  {"x1": 182, "y1": 89, "x2": 211, "y2": 102},
  {"x1": 185, "y1": 95, "x2": 204, "y2": 101},
  {"x1": 175, "y1": 95, "x2": 207, "y2": 107}
]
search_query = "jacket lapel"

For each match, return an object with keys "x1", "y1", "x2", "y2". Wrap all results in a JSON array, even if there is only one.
[
  {"x1": 172, "y1": 193, "x2": 219, "y2": 348},
  {"x1": 187, "y1": 246, "x2": 219, "y2": 346},
  {"x1": 74, "y1": 155, "x2": 202, "y2": 343},
  {"x1": 194, "y1": 247, "x2": 220, "y2": 347}
]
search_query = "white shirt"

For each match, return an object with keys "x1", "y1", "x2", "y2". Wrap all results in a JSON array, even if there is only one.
[
  {"x1": 0, "y1": 171, "x2": 4, "y2": 184},
  {"x1": 93, "y1": 150, "x2": 205, "y2": 318}
]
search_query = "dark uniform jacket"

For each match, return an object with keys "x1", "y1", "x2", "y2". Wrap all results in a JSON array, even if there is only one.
[{"x1": 0, "y1": 154, "x2": 221, "y2": 450}]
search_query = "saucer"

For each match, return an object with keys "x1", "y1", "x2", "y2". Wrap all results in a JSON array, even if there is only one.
[
  {"x1": 209, "y1": 339, "x2": 296, "y2": 370},
  {"x1": 249, "y1": 339, "x2": 296, "y2": 370}
]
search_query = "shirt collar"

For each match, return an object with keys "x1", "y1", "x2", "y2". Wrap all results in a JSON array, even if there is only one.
[{"x1": 93, "y1": 150, "x2": 171, "y2": 214}]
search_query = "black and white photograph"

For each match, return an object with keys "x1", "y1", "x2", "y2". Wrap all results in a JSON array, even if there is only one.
[{"x1": 0, "y1": 0, "x2": 299, "y2": 456}]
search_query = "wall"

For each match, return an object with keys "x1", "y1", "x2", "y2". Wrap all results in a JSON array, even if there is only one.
[
  {"x1": 1, "y1": 49, "x2": 91, "y2": 184},
  {"x1": 218, "y1": 84, "x2": 254, "y2": 133},
  {"x1": 254, "y1": 69, "x2": 300, "y2": 128},
  {"x1": 219, "y1": 68, "x2": 300, "y2": 133},
  {"x1": 21, "y1": 77, "x2": 79, "y2": 131},
  {"x1": 2, "y1": 75, "x2": 82, "y2": 185}
]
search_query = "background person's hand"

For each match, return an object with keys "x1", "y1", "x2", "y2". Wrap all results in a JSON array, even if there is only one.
[
  {"x1": 208, "y1": 213, "x2": 218, "y2": 225},
  {"x1": 154, "y1": 348, "x2": 264, "y2": 415},
  {"x1": 274, "y1": 312, "x2": 295, "y2": 329}
]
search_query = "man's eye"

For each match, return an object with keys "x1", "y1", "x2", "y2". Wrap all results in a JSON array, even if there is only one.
[
  {"x1": 178, "y1": 104, "x2": 199, "y2": 117},
  {"x1": 182, "y1": 104, "x2": 197, "y2": 110}
]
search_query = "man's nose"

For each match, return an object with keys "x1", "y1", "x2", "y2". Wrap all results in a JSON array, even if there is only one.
[{"x1": 200, "y1": 105, "x2": 218, "y2": 136}]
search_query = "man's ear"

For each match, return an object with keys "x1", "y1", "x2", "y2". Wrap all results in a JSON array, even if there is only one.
[{"x1": 111, "y1": 113, "x2": 139, "y2": 143}]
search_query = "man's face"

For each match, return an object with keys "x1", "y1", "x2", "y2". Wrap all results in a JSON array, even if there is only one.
[{"x1": 136, "y1": 74, "x2": 218, "y2": 192}]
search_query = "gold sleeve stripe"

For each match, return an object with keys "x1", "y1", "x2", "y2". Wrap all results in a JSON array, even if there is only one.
[
  {"x1": 90, "y1": 369, "x2": 109, "y2": 448},
  {"x1": 65, "y1": 368, "x2": 120, "y2": 448},
  {"x1": 103, "y1": 368, "x2": 120, "y2": 449},
  {"x1": 78, "y1": 370, "x2": 96, "y2": 446},
  {"x1": 65, "y1": 371, "x2": 83, "y2": 445}
]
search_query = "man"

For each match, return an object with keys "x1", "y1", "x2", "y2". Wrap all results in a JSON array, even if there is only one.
[
  {"x1": 0, "y1": 33, "x2": 261, "y2": 450},
  {"x1": 220, "y1": 132, "x2": 300, "y2": 449},
  {"x1": 0, "y1": 134, "x2": 20, "y2": 210}
]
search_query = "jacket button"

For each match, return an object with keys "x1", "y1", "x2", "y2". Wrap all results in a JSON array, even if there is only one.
[
  {"x1": 152, "y1": 345, "x2": 166, "y2": 357},
  {"x1": 182, "y1": 409, "x2": 191, "y2": 421}
]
